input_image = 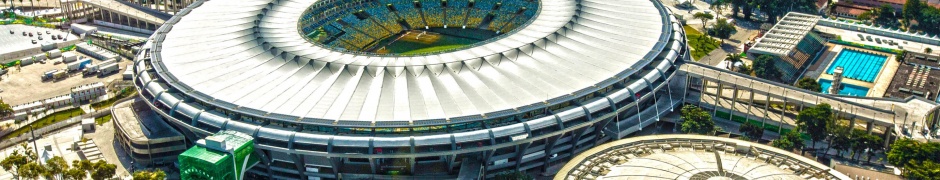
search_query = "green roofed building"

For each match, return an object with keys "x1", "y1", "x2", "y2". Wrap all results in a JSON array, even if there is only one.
[{"x1": 178, "y1": 130, "x2": 259, "y2": 180}]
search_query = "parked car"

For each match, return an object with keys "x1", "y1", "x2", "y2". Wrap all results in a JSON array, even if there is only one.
[
  {"x1": 28, "y1": 32, "x2": 33, "y2": 37},
  {"x1": 31, "y1": 39, "x2": 37, "y2": 44},
  {"x1": 46, "y1": 30, "x2": 50, "y2": 34},
  {"x1": 38, "y1": 36, "x2": 43, "y2": 40},
  {"x1": 22, "y1": 32, "x2": 26, "y2": 36},
  {"x1": 57, "y1": 34, "x2": 63, "y2": 39},
  {"x1": 9, "y1": 30, "x2": 13, "y2": 34}
]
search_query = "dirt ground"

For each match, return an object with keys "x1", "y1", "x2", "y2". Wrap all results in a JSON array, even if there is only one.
[{"x1": 0, "y1": 51, "x2": 131, "y2": 105}]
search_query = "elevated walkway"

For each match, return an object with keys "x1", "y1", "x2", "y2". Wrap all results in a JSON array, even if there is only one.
[
  {"x1": 678, "y1": 62, "x2": 939, "y2": 140},
  {"x1": 77, "y1": 0, "x2": 168, "y2": 25}
]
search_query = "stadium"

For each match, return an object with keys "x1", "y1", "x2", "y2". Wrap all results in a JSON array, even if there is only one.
[
  {"x1": 133, "y1": 0, "x2": 688, "y2": 178},
  {"x1": 555, "y1": 135, "x2": 851, "y2": 180}
]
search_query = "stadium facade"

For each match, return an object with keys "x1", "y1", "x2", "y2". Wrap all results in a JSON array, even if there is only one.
[{"x1": 132, "y1": 0, "x2": 688, "y2": 179}]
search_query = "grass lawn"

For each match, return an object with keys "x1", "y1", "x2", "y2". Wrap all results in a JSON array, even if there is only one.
[
  {"x1": 1, "y1": 108, "x2": 85, "y2": 140},
  {"x1": 95, "y1": 114, "x2": 112, "y2": 125},
  {"x1": 92, "y1": 88, "x2": 137, "y2": 110},
  {"x1": 684, "y1": 25, "x2": 721, "y2": 60},
  {"x1": 400, "y1": 44, "x2": 467, "y2": 55}
]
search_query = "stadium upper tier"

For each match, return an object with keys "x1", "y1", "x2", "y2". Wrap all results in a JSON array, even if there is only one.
[
  {"x1": 298, "y1": 0, "x2": 539, "y2": 52},
  {"x1": 141, "y1": 0, "x2": 681, "y2": 127},
  {"x1": 137, "y1": 0, "x2": 685, "y2": 177}
]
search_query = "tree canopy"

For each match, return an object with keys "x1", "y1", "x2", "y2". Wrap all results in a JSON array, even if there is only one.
[
  {"x1": 753, "y1": 55, "x2": 780, "y2": 81},
  {"x1": 693, "y1": 12, "x2": 714, "y2": 30},
  {"x1": 887, "y1": 139, "x2": 940, "y2": 179},
  {"x1": 738, "y1": 123, "x2": 763, "y2": 141},
  {"x1": 0, "y1": 99, "x2": 13, "y2": 118},
  {"x1": 133, "y1": 169, "x2": 168, "y2": 180},
  {"x1": 796, "y1": 103, "x2": 832, "y2": 149},
  {"x1": 796, "y1": 78, "x2": 821, "y2": 92},
  {"x1": 710, "y1": 18, "x2": 737, "y2": 44},
  {"x1": 771, "y1": 130, "x2": 804, "y2": 151},
  {"x1": 90, "y1": 160, "x2": 116, "y2": 180},
  {"x1": 680, "y1": 105, "x2": 715, "y2": 135}
]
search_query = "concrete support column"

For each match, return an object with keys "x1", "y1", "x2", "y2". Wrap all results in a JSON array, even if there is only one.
[
  {"x1": 729, "y1": 85, "x2": 738, "y2": 120},
  {"x1": 867, "y1": 121, "x2": 874, "y2": 134},
  {"x1": 779, "y1": 94, "x2": 787, "y2": 133},
  {"x1": 763, "y1": 91, "x2": 771, "y2": 128},
  {"x1": 850, "y1": 117, "x2": 857, "y2": 130},
  {"x1": 746, "y1": 83, "x2": 754, "y2": 123},
  {"x1": 883, "y1": 125, "x2": 893, "y2": 148}
]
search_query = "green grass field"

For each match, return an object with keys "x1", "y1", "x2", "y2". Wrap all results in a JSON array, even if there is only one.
[
  {"x1": 1, "y1": 108, "x2": 85, "y2": 140},
  {"x1": 401, "y1": 45, "x2": 467, "y2": 55},
  {"x1": 376, "y1": 33, "x2": 478, "y2": 55},
  {"x1": 684, "y1": 25, "x2": 720, "y2": 60}
]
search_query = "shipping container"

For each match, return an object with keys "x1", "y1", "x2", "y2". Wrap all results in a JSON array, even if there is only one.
[{"x1": 99, "y1": 63, "x2": 120, "y2": 75}]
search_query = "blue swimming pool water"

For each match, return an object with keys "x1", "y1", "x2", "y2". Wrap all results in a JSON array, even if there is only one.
[
  {"x1": 825, "y1": 49, "x2": 888, "y2": 83},
  {"x1": 819, "y1": 79, "x2": 870, "y2": 97}
]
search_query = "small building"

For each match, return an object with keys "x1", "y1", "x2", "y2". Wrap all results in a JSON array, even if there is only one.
[
  {"x1": 178, "y1": 130, "x2": 258, "y2": 180},
  {"x1": 81, "y1": 118, "x2": 95, "y2": 132},
  {"x1": 113, "y1": 98, "x2": 187, "y2": 167},
  {"x1": 747, "y1": 12, "x2": 827, "y2": 83}
]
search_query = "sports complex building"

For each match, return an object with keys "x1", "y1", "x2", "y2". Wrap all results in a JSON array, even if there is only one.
[
  {"x1": 132, "y1": 0, "x2": 689, "y2": 178},
  {"x1": 555, "y1": 135, "x2": 850, "y2": 180}
]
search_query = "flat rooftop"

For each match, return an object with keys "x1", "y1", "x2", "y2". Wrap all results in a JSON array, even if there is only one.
[
  {"x1": 0, "y1": 25, "x2": 76, "y2": 58},
  {"x1": 885, "y1": 52, "x2": 940, "y2": 101},
  {"x1": 113, "y1": 98, "x2": 182, "y2": 140}
]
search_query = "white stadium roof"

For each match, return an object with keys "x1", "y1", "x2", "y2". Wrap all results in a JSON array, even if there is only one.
[
  {"x1": 749, "y1": 12, "x2": 820, "y2": 56},
  {"x1": 148, "y1": 0, "x2": 671, "y2": 123}
]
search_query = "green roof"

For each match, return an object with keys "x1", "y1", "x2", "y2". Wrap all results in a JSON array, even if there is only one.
[{"x1": 180, "y1": 145, "x2": 228, "y2": 164}]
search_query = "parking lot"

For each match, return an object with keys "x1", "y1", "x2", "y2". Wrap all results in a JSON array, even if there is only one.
[
  {"x1": 0, "y1": 24, "x2": 76, "y2": 56},
  {"x1": 0, "y1": 51, "x2": 131, "y2": 105}
]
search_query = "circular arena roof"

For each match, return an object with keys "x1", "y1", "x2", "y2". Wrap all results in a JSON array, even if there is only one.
[
  {"x1": 148, "y1": 0, "x2": 672, "y2": 124},
  {"x1": 555, "y1": 135, "x2": 851, "y2": 180}
]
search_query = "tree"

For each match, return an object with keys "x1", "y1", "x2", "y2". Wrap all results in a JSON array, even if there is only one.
[
  {"x1": 926, "y1": 47, "x2": 933, "y2": 54},
  {"x1": 1, "y1": 150, "x2": 29, "y2": 179},
  {"x1": 72, "y1": 160, "x2": 93, "y2": 173},
  {"x1": 738, "y1": 123, "x2": 763, "y2": 141},
  {"x1": 752, "y1": 55, "x2": 780, "y2": 81},
  {"x1": 710, "y1": 0, "x2": 730, "y2": 16},
  {"x1": 680, "y1": 105, "x2": 715, "y2": 135},
  {"x1": 903, "y1": 0, "x2": 924, "y2": 27},
  {"x1": 772, "y1": 130, "x2": 804, "y2": 151},
  {"x1": 90, "y1": 160, "x2": 116, "y2": 180},
  {"x1": 0, "y1": 99, "x2": 13, "y2": 119},
  {"x1": 736, "y1": 64, "x2": 753, "y2": 75},
  {"x1": 693, "y1": 12, "x2": 714, "y2": 30},
  {"x1": 710, "y1": 18, "x2": 737, "y2": 44},
  {"x1": 494, "y1": 170, "x2": 532, "y2": 180},
  {"x1": 730, "y1": 0, "x2": 747, "y2": 18},
  {"x1": 917, "y1": 6, "x2": 940, "y2": 35},
  {"x1": 133, "y1": 169, "x2": 167, "y2": 180},
  {"x1": 44, "y1": 156, "x2": 69, "y2": 180},
  {"x1": 795, "y1": 78, "x2": 821, "y2": 92},
  {"x1": 796, "y1": 103, "x2": 832, "y2": 150},
  {"x1": 874, "y1": 4, "x2": 900, "y2": 28},
  {"x1": 904, "y1": 160, "x2": 940, "y2": 180},
  {"x1": 863, "y1": 134, "x2": 883, "y2": 163},
  {"x1": 63, "y1": 168, "x2": 87, "y2": 180},
  {"x1": 18, "y1": 162, "x2": 45, "y2": 180},
  {"x1": 826, "y1": 125, "x2": 850, "y2": 157},
  {"x1": 857, "y1": 11, "x2": 874, "y2": 21}
]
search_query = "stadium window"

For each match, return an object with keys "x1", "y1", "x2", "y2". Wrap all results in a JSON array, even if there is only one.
[{"x1": 548, "y1": 102, "x2": 571, "y2": 112}]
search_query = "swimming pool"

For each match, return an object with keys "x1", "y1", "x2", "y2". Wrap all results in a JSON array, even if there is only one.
[
  {"x1": 825, "y1": 49, "x2": 888, "y2": 83},
  {"x1": 819, "y1": 79, "x2": 870, "y2": 97}
]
